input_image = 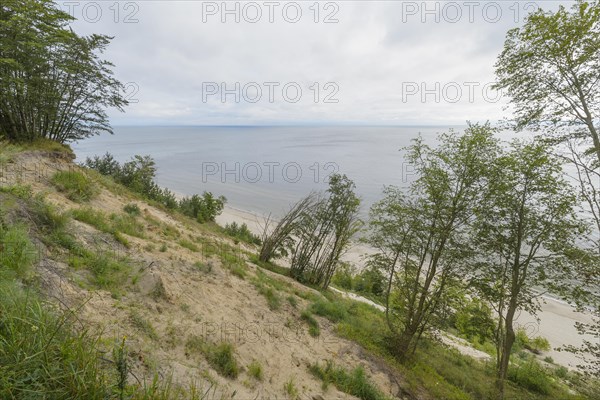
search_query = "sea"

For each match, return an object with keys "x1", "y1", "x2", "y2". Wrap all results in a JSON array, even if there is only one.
[{"x1": 72, "y1": 125, "x2": 474, "y2": 217}]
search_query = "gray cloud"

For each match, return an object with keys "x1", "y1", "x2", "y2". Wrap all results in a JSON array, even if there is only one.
[{"x1": 59, "y1": 0, "x2": 571, "y2": 125}]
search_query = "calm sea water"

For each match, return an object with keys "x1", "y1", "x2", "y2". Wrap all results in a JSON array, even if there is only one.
[{"x1": 72, "y1": 125, "x2": 469, "y2": 216}]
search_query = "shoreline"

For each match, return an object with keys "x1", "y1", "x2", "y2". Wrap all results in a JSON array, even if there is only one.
[{"x1": 216, "y1": 205, "x2": 595, "y2": 370}]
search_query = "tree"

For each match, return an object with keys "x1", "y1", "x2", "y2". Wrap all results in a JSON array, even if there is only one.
[
  {"x1": 258, "y1": 193, "x2": 318, "y2": 263},
  {"x1": 290, "y1": 174, "x2": 361, "y2": 289},
  {"x1": 366, "y1": 123, "x2": 498, "y2": 360},
  {"x1": 471, "y1": 140, "x2": 583, "y2": 398},
  {"x1": 494, "y1": 0, "x2": 600, "y2": 161},
  {"x1": 0, "y1": 0, "x2": 127, "y2": 143},
  {"x1": 494, "y1": 1, "x2": 600, "y2": 381}
]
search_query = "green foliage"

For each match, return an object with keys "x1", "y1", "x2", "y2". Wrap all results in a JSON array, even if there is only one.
[
  {"x1": 28, "y1": 195, "x2": 69, "y2": 233},
  {"x1": 309, "y1": 361, "x2": 389, "y2": 400},
  {"x1": 185, "y1": 337, "x2": 239, "y2": 378},
  {"x1": 367, "y1": 123, "x2": 500, "y2": 359},
  {"x1": 123, "y1": 203, "x2": 141, "y2": 216},
  {"x1": 0, "y1": 0, "x2": 127, "y2": 143},
  {"x1": 300, "y1": 309, "x2": 320, "y2": 337},
  {"x1": 179, "y1": 192, "x2": 226, "y2": 223},
  {"x1": 0, "y1": 281, "x2": 108, "y2": 398},
  {"x1": 331, "y1": 262, "x2": 354, "y2": 290},
  {"x1": 283, "y1": 378, "x2": 298, "y2": 398},
  {"x1": 514, "y1": 328, "x2": 551, "y2": 355},
  {"x1": 51, "y1": 170, "x2": 98, "y2": 202},
  {"x1": 223, "y1": 221, "x2": 261, "y2": 245},
  {"x1": 0, "y1": 141, "x2": 21, "y2": 166},
  {"x1": 310, "y1": 298, "x2": 349, "y2": 322},
  {"x1": 332, "y1": 263, "x2": 385, "y2": 301},
  {"x1": 247, "y1": 360, "x2": 263, "y2": 381},
  {"x1": 508, "y1": 360, "x2": 552, "y2": 395},
  {"x1": 287, "y1": 295, "x2": 298, "y2": 308},
  {"x1": 84, "y1": 154, "x2": 178, "y2": 209},
  {"x1": 0, "y1": 224, "x2": 37, "y2": 279},
  {"x1": 178, "y1": 239, "x2": 199, "y2": 252},
  {"x1": 72, "y1": 207, "x2": 144, "y2": 245},
  {"x1": 290, "y1": 174, "x2": 361, "y2": 289},
  {"x1": 454, "y1": 297, "x2": 495, "y2": 344}
]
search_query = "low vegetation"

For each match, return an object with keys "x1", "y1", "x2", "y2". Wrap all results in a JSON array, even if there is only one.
[
  {"x1": 309, "y1": 361, "x2": 389, "y2": 400},
  {"x1": 185, "y1": 336, "x2": 239, "y2": 378},
  {"x1": 223, "y1": 221, "x2": 261, "y2": 245},
  {"x1": 51, "y1": 170, "x2": 98, "y2": 202}
]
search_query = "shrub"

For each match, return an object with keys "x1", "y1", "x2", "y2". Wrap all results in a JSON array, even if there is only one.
[
  {"x1": 309, "y1": 361, "x2": 388, "y2": 400},
  {"x1": 179, "y1": 192, "x2": 226, "y2": 223},
  {"x1": 223, "y1": 222, "x2": 261, "y2": 245},
  {"x1": 84, "y1": 154, "x2": 178, "y2": 209},
  {"x1": 310, "y1": 298, "x2": 349, "y2": 322},
  {"x1": 51, "y1": 170, "x2": 98, "y2": 202},
  {"x1": 332, "y1": 262, "x2": 354, "y2": 290},
  {"x1": 454, "y1": 298, "x2": 495, "y2": 344},
  {"x1": 508, "y1": 360, "x2": 552, "y2": 394}
]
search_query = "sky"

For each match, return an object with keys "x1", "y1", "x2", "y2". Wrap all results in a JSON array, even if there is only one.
[{"x1": 60, "y1": 0, "x2": 569, "y2": 126}]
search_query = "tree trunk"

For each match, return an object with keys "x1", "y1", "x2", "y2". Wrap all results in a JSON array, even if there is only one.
[{"x1": 496, "y1": 304, "x2": 517, "y2": 399}]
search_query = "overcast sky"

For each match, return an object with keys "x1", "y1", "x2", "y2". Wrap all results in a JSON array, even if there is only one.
[{"x1": 60, "y1": 0, "x2": 568, "y2": 126}]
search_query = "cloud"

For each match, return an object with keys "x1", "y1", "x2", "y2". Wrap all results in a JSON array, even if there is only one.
[{"x1": 58, "y1": 0, "x2": 567, "y2": 125}]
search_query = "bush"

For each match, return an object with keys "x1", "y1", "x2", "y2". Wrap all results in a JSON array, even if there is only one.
[
  {"x1": 179, "y1": 193, "x2": 226, "y2": 223},
  {"x1": 508, "y1": 360, "x2": 552, "y2": 394},
  {"x1": 331, "y1": 262, "x2": 354, "y2": 290},
  {"x1": 223, "y1": 222, "x2": 261, "y2": 245},
  {"x1": 310, "y1": 298, "x2": 349, "y2": 322},
  {"x1": 309, "y1": 360, "x2": 389, "y2": 400},
  {"x1": 514, "y1": 328, "x2": 551, "y2": 354},
  {"x1": 84, "y1": 154, "x2": 177, "y2": 209},
  {"x1": 51, "y1": 170, "x2": 98, "y2": 202},
  {"x1": 454, "y1": 298, "x2": 495, "y2": 344}
]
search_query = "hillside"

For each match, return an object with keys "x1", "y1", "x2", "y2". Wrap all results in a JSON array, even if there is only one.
[{"x1": 0, "y1": 145, "x2": 596, "y2": 400}]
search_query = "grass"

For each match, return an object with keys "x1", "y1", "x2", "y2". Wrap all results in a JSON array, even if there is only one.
[
  {"x1": 300, "y1": 309, "x2": 320, "y2": 337},
  {"x1": 309, "y1": 361, "x2": 390, "y2": 400},
  {"x1": 185, "y1": 336, "x2": 239, "y2": 378},
  {"x1": 178, "y1": 239, "x2": 199, "y2": 252},
  {"x1": 72, "y1": 207, "x2": 145, "y2": 245},
  {"x1": 130, "y1": 311, "x2": 159, "y2": 341},
  {"x1": 287, "y1": 295, "x2": 298, "y2": 308},
  {"x1": 0, "y1": 141, "x2": 22, "y2": 166},
  {"x1": 247, "y1": 360, "x2": 264, "y2": 381},
  {"x1": 51, "y1": 170, "x2": 98, "y2": 202},
  {"x1": 0, "y1": 223, "x2": 38, "y2": 280},
  {"x1": 123, "y1": 203, "x2": 141, "y2": 216},
  {"x1": 283, "y1": 377, "x2": 299, "y2": 399},
  {"x1": 0, "y1": 280, "x2": 108, "y2": 399},
  {"x1": 68, "y1": 248, "x2": 133, "y2": 292}
]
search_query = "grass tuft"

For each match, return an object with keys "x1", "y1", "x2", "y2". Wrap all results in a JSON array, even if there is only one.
[{"x1": 51, "y1": 170, "x2": 98, "y2": 202}]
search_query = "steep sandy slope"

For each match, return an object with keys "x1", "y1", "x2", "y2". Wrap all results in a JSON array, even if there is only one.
[{"x1": 1, "y1": 150, "x2": 412, "y2": 400}]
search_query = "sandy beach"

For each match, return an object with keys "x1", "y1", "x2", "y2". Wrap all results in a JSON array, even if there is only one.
[{"x1": 217, "y1": 205, "x2": 597, "y2": 370}]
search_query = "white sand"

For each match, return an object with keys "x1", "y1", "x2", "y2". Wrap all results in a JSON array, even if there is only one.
[{"x1": 217, "y1": 205, "x2": 597, "y2": 369}]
